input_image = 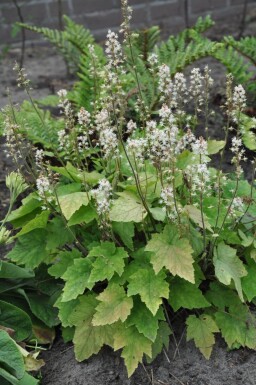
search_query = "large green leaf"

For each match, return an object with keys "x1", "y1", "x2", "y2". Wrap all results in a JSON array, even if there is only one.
[
  {"x1": 127, "y1": 268, "x2": 169, "y2": 315},
  {"x1": 69, "y1": 294, "x2": 115, "y2": 361},
  {"x1": 68, "y1": 205, "x2": 97, "y2": 226},
  {"x1": 242, "y1": 259, "x2": 256, "y2": 301},
  {"x1": 145, "y1": 224, "x2": 195, "y2": 283},
  {"x1": 113, "y1": 324, "x2": 152, "y2": 377},
  {"x1": 15, "y1": 211, "x2": 49, "y2": 237},
  {"x1": 58, "y1": 192, "x2": 89, "y2": 220},
  {"x1": 112, "y1": 222, "x2": 134, "y2": 250},
  {"x1": 0, "y1": 301, "x2": 32, "y2": 342},
  {"x1": 214, "y1": 303, "x2": 249, "y2": 348},
  {"x1": 46, "y1": 217, "x2": 74, "y2": 250},
  {"x1": 213, "y1": 242, "x2": 247, "y2": 301},
  {"x1": 48, "y1": 249, "x2": 82, "y2": 278},
  {"x1": 88, "y1": 242, "x2": 128, "y2": 284},
  {"x1": 62, "y1": 258, "x2": 93, "y2": 301},
  {"x1": 110, "y1": 192, "x2": 147, "y2": 223},
  {"x1": 93, "y1": 284, "x2": 133, "y2": 325},
  {"x1": 186, "y1": 314, "x2": 219, "y2": 359},
  {"x1": 126, "y1": 298, "x2": 164, "y2": 342},
  {"x1": 169, "y1": 277, "x2": 210, "y2": 311},
  {"x1": 54, "y1": 295, "x2": 80, "y2": 328},
  {"x1": 0, "y1": 330, "x2": 25, "y2": 379},
  {"x1": 207, "y1": 140, "x2": 225, "y2": 155},
  {"x1": 7, "y1": 194, "x2": 41, "y2": 223},
  {"x1": 0, "y1": 262, "x2": 34, "y2": 279},
  {"x1": 7, "y1": 230, "x2": 48, "y2": 269}
]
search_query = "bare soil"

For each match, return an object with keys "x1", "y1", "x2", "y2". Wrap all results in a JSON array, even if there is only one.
[{"x1": 41, "y1": 332, "x2": 256, "y2": 385}]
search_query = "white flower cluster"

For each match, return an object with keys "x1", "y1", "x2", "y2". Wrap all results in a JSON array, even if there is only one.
[
  {"x1": 105, "y1": 30, "x2": 123, "y2": 68},
  {"x1": 146, "y1": 117, "x2": 179, "y2": 164},
  {"x1": 36, "y1": 175, "x2": 53, "y2": 202},
  {"x1": 230, "y1": 136, "x2": 246, "y2": 177},
  {"x1": 186, "y1": 137, "x2": 210, "y2": 195},
  {"x1": 229, "y1": 196, "x2": 244, "y2": 217},
  {"x1": 13, "y1": 62, "x2": 31, "y2": 89},
  {"x1": 35, "y1": 149, "x2": 44, "y2": 170},
  {"x1": 160, "y1": 185, "x2": 179, "y2": 220},
  {"x1": 232, "y1": 85, "x2": 246, "y2": 113},
  {"x1": 3, "y1": 113, "x2": 22, "y2": 161},
  {"x1": 126, "y1": 138, "x2": 147, "y2": 167},
  {"x1": 158, "y1": 64, "x2": 173, "y2": 103},
  {"x1": 92, "y1": 179, "x2": 112, "y2": 217},
  {"x1": 95, "y1": 109, "x2": 119, "y2": 159},
  {"x1": 189, "y1": 68, "x2": 204, "y2": 107},
  {"x1": 78, "y1": 107, "x2": 91, "y2": 127}
]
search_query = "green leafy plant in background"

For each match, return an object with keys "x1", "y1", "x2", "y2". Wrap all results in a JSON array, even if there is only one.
[
  {"x1": 1, "y1": 0, "x2": 256, "y2": 379},
  {"x1": 0, "y1": 173, "x2": 60, "y2": 384}
]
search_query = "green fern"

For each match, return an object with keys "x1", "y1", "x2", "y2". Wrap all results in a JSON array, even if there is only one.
[
  {"x1": 133, "y1": 26, "x2": 160, "y2": 62},
  {"x1": 18, "y1": 16, "x2": 94, "y2": 72},
  {"x1": 16, "y1": 101, "x2": 64, "y2": 148},
  {"x1": 224, "y1": 36, "x2": 256, "y2": 66}
]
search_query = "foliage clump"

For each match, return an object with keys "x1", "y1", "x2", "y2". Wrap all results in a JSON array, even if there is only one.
[{"x1": 1, "y1": 0, "x2": 256, "y2": 379}]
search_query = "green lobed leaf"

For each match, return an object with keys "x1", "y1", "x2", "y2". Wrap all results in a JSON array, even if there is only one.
[
  {"x1": 48, "y1": 249, "x2": 82, "y2": 278},
  {"x1": 110, "y1": 192, "x2": 147, "y2": 223},
  {"x1": 7, "y1": 230, "x2": 48, "y2": 269},
  {"x1": 58, "y1": 192, "x2": 89, "y2": 220},
  {"x1": 15, "y1": 210, "x2": 49, "y2": 237},
  {"x1": 214, "y1": 303, "x2": 248, "y2": 348},
  {"x1": 88, "y1": 242, "x2": 128, "y2": 284},
  {"x1": 92, "y1": 284, "x2": 133, "y2": 326},
  {"x1": 184, "y1": 205, "x2": 213, "y2": 232},
  {"x1": 126, "y1": 297, "x2": 165, "y2": 342},
  {"x1": 112, "y1": 222, "x2": 135, "y2": 250},
  {"x1": 69, "y1": 294, "x2": 115, "y2": 361},
  {"x1": 68, "y1": 204, "x2": 97, "y2": 226},
  {"x1": 169, "y1": 277, "x2": 210, "y2": 311},
  {"x1": 7, "y1": 194, "x2": 41, "y2": 223},
  {"x1": 145, "y1": 224, "x2": 195, "y2": 283},
  {"x1": 186, "y1": 314, "x2": 219, "y2": 359},
  {"x1": 213, "y1": 242, "x2": 247, "y2": 301},
  {"x1": 54, "y1": 295, "x2": 80, "y2": 328},
  {"x1": 127, "y1": 268, "x2": 169, "y2": 315},
  {"x1": 113, "y1": 324, "x2": 152, "y2": 377},
  {"x1": 207, "y1": 140, "x2": 225, "y2": 155},
  {"x1": 205, "y1": 282, "x2": 241, "y2": 311},
  {"x1": 46, "y1": 217, "x2": 74, "y2": 250},
  {"x1": 242, "y1": 259, "x2": 256, "y2": 301},
  {"x1": 62, "y1": 258, "x2": 93, "y2": 301}
]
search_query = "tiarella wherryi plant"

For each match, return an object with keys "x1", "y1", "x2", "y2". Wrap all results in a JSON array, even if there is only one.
[{"x1": 1, "y1": 0, "x2": 256, "y2": 378}]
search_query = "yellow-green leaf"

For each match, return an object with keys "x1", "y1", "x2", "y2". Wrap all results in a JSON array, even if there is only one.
[
  {"x1": 213, "y1": 242, "x2": 247, "y2": 301},
  {"x1": 127, "y1": 268, "x2": 169, "y2": 315},
  {"x1": 93, "y1": 284, "x2": 133, "y2": 326},
  {"x1": 186, "y1": 314, "x2": 219, "y2": 359},
  {"x1": 145, "y1": 225, "x2": 195, "y2": 283},
  {"x1": 58, "y1": 192, "x2": 89, "y2": 220}
]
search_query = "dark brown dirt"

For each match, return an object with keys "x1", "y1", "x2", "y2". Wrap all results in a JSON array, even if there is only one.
[{"x1": 40, "y1": 333, "x2": 256, "y2": 385}]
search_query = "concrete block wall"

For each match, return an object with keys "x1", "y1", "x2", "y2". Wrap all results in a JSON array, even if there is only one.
[{"x1": 0, "y1": 0, "x2": 256, "y2": 45}]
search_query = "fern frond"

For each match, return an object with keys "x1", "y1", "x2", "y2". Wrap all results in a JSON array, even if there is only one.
[
  {"x1": 224, "y1": 36, "x2": 256, "y2": 66},
  {"x1": 212, "y1": 45, "x2": 254, "y2": 87},
  {"x1": 18, "y1": 16, "x2": 95, "y2": 72},
  {"x1": 133, "y1": 26, "x2": 160, "y2": 62}
]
